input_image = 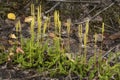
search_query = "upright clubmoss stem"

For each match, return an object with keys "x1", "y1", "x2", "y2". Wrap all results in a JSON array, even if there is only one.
[
  {"x1": 101, "y1": 22, "x2": 104, "y2": 53},
  {"x1": 84, "y1": 19, "x2": 89, "y2": 63},
  {"x1": 37, "y1": 5, "x2": 42, "y2": 44},
  {"x1": 54, "y1": 11, "x2": 58, "y2": 34},
  {"x1": 78, "y1": 24, "x2": 83, "y2": 54},
  {"x1": 94, "y1": 33, "x2": 97, "y2": 65},
  {"x1": 30, "y1": 4, "x2": 35, "y2": 64},
  {"x1": 66, "y1": 19, "x2": 71, "y2": 52}
]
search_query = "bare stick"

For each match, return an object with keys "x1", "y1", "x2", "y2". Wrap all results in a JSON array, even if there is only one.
[
  {"x1": 46, "y1": 0, "x2": 101, "y2": 4},
  {"x1": 90, "y1": 2, "x2": 114, "y2": 20},
  {"x1": 102, "y1": 44, "x2": 120, "y2": 58},
  {"x1": 75, "y1": 2, "x2": 115, "y2": 24},
  {"x1": 45, "y1": 2, "x2": 61, "y2": 14}
]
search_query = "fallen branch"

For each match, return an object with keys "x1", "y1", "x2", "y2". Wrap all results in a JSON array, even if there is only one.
[
  {"x1": 45, "y1": 2, "x2": 61, "y2": 14},
  {"x1": 75, "y1": 2, "x2": 115, "y2": 24},
  {"x1": 102, "y1": 44, "x2": 120, "y2": 58},
  {"x1": 46, "y1": 0, "x2": 101, "y2": 4}
]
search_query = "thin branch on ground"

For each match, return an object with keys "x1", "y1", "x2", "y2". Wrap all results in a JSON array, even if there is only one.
[
  {"x1": 75, "y1": 2, "x2": 115, "y2": 24},
  {"x1": 45, "y1": 2, "x2": 61, "y2": 14},
  {"x1": 102, "y1": 44, "x2": 120, "y2": 58},
  {"x1": 46, "y1": 0, "x2": 101, "y2": 4}
]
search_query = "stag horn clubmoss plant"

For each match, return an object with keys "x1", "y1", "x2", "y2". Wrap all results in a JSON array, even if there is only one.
[
  {"x1": 0, "y1": 4, "x2": 119, "y2": 79},
  {"x1": 54, "y1": 10, "x2": 62, "y2": 37},
  {"x1": 54, "y1": 10, "x2": 58, "y2": 32}
]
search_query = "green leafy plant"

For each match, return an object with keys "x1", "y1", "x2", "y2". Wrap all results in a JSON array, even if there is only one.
[{"x1": 5, "y1": 4, "x2": 120, "y2": 79}]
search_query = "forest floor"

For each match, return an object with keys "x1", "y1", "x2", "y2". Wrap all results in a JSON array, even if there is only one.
[{"x1": 0, "y1": 1, "x2": 120, "y2": 80}]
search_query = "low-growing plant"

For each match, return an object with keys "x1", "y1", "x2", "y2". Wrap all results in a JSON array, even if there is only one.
[
  {"x1": 0, "y1": 52, "x2": 8, "y2": 64},
  {"x1": 0, "y1": 4, "x2": 119, "y2": 80}
]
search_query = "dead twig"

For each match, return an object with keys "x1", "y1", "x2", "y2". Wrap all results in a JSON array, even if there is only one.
[
  {"x1": 24, "y1": 71, "x2": 50, "y2": 79},
  {"x1": 75, "y1": 2, "x2": 115, "y2": 24},
  {"x1": 46, "y1": 0, "x2": 101, "y2": 4},
  {"x1": 45, "y1": 2, "x2": 61, "y2": 14},
  {"x1": 102, "y1": 44, "x2": 120, "y2": 58}
]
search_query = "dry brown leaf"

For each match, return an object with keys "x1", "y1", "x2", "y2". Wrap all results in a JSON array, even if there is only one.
[
  {"x1": 16, "y1": 47, "x2": 24, "y2": 54},
  {"x1": 9, "y1": 34, "x2": 17, "y2": 39},
  {"x1": 49, "y1": 33, "x2": 56, "y2": 38},
  {"x1": 94, "y1": 34, "x2": 105, "y2": 42},
  {"x1": 7, "y1": 52, "x2": 14, "y2": 61},
  {"x1": 7, "y1": 56, "x2": 11, "y2": 61},
  {"x1": 65, "y1": 53, "x2": 75, "y2": 62},
  {"x1": 24, "y1": 16, "x2": 34, "y2": 22},
  {"x1": 8, "y1": 40, "x2": 14, "y2": 45},
  {"x1": 109, "y1": 32, "x2": 120, "y2": 40},
  {"x1": 9, "y1": 52, "x2": 14, "y2": 56}
]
